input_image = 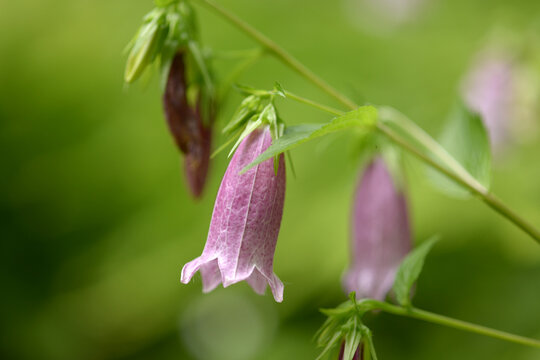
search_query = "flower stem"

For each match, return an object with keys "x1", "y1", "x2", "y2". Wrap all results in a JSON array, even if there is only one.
[
  {"x1": 366, "y1": 300, "x2": 540, "y2": 348},
  {"x1": 377, "y1": 106, "x2": 487, "y2": 194},
  {"x1": 193, "y1": 0, "x2": 357, "y2": 109},
  {"x1": 283, "y1": 91, "x2": 344, "y2": 117},
  {"x1": 192, "y1": 0, "x2": 540, "y2": 245}
]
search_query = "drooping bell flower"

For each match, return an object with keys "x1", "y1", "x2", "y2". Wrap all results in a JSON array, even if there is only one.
[
  {"x1": 181, "y1": 127, "x2": 286, "y2": 302},
  {"x1": 343, "y1": 157, "x2": 411, "y2": 300},
  {"x1": 163, "y1": 51, "x2": 213, "y2": 198}
]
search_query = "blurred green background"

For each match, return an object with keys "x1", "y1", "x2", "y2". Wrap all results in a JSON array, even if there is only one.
[{"x1": 1, "y1": 0, "x2": 540, "y2": 359}]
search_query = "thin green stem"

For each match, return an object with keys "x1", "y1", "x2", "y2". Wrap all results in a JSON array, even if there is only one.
[
  {"x1": 284, "y1": 91, "x2": 344, "y2": 117},
  {"x1": 366, "y1": 300, "x2": 540, "y2": 348},
  {"x1": 378, "y1": 106, "x2": 487, "y2": 194},
  {"x1": 193, "y1": 0, "x2": 357, "y2": 109},
  {"x1": 483, "y1": 193, "x2": 540, "y2": 242}
]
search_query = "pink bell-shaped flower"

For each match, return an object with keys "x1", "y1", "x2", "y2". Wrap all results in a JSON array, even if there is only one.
[
  {"x1": 181, "y1": 127, "x2": 286, "y2": 302},
  {"x1": 343, "y1": 157, "x2": 411, "y2": 300}
]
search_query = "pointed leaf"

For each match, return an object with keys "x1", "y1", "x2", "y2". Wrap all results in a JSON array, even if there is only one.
[
  {"x1": 125, "y1": 13, "x2": 168, "y2": 83},
  {"x1": 273, "y1": 81, "x2": 286, "y2": 98},
  {"x1": 428, "y1": 101, "x2": 491, "y2": 198},
  {"x1": 315, "y1": 331, "x2": 342, "y2": 360},
  {"x1": 393, "y1": 236, "x2": 439, "y2": 307}
]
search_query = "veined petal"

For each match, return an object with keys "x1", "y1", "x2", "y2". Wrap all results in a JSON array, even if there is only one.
[{"x1": 181, "y1": 127, "x2": 286, "y2": 302}]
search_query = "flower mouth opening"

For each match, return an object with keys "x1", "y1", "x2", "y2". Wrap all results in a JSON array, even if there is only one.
[{"x1": 181, "y1": 256, "x2": 284, "y2": 302}]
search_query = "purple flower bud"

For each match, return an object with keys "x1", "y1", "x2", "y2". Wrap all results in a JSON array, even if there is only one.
[
  {"x1": 163, "y1": 51, "x2": 213, "y2": 198},
  {"x1": 462, "y1": 52, "x2": 516, "y2": 150},
  {"x1": 181, "y1": 127, "x2": 286, "y2": 302},
  {"x1": 343, "y1": 157, "x2": 411, "y2": 300}
]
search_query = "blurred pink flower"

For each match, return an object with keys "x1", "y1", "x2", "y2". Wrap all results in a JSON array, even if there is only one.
[
  {"x1": 343, "y1": 0, "x2": 426, "y2": 34},
  {"x1": 343, "y1": 157, "x2": 411, "y2": 300},
  {"x1": 462, "y1": 52, "x2": 516, "y2": 149},
  {"x1": 181, "y1": 127, "x2": 286, "y2": 302}
]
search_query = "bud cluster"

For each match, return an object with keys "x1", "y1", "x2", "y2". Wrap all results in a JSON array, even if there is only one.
[{"x1": 124, "y1": 0, "x2": 216, "y2": 198}]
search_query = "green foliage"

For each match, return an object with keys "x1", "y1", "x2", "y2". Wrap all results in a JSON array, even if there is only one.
[
  {"x1": 125, "y1": 1, "x2": 198, "y2": 84},
  {"x1": 124, "y1": 9, "x2": 168, "y2": 83},
  {"x1": 241, "y1": 106, "x2": 378, "y2": 173},
  {"x1": 393, "y1": 236, "x2": 440, "y2": 307},
  {"x1": 429, "y1": 101, "x2": 492, "y2": 198},
  {"x1": 316, "y1": 296, "x2": 380, "y2": 360}
]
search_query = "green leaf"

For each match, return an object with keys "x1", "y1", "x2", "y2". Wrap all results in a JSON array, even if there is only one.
[
  {"x1": 393, "y1": 236, "x2": 439, "y2": 307},
  {"x1": 241, "y1": 106, "x2": 378, "y2": 173},
  {"x1": 428, "y1": 101, "x2": 492, "y2": 198}
]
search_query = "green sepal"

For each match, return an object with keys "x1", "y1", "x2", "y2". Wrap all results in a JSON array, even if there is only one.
[
  {"x1": 342, "y1": 317, "x2": 362, "y2": 360},
  {"x1": 124, "y1": 9, "x2": 168, "y2": 83},
  {"x1": 126, "y1": 1, "x2": 199, "y2": 86},
  {"x1": 315, "y1": 297, "x2": 378, "y2": 360},
  {"x1": 315, "y1": 331, "x2": 343, "y2": 360},
  {"x1": 228, "y1": 114, "x2": 264, "y2": 157},
  {"x1": 223, "y1": 95, "x2": 263, "y2": 135},
  {"x1": 361, "y1": 325, "x2": 378, "y2": 360}
]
